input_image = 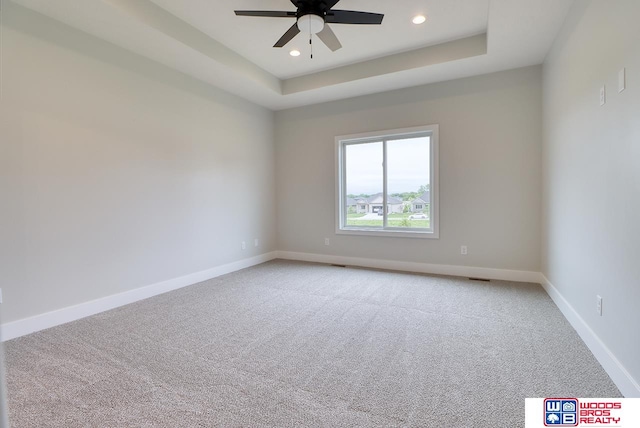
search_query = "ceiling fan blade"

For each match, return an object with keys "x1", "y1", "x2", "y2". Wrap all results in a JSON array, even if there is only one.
[
  {"x1": 274, "y1": 22, "x2": 301, "y2": 48},
  {"x1": 234, "y1": 10, "x2": 296, "y2": 18},
  {"x1": 317, "y1": 25, "x2": 342, "y2": 51},
  {"x1": 326, "y1": 10, "x2": 384, "y2": 25}
]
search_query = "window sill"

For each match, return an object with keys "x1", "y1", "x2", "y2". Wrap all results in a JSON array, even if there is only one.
[{"x1": 336, "y1": 227, "x2": 439, "y2": 239}]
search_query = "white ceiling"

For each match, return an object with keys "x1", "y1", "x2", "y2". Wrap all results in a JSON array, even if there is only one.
[
  {"x1": 149, "y1": 0, "x2": 490, "y2": 79},
  {"x1": 9, "y1": 0, "x2": 575, "y2": 110}
]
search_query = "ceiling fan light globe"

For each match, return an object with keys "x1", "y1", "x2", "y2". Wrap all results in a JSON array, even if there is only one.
[{"x1": 297, "y1": 14, "x2": 324, "y2": 34}]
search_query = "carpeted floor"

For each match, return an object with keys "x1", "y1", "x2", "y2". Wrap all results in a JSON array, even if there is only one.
[{"x1": 4, "y1": 260, "x2": 620, "y2": 427}]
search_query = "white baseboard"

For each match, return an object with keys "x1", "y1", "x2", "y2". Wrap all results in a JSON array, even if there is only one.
[
  {"x1": 541, "y1": 275, "x2": 640, "y2": 398},
  {"x1": 276, "y1": 251, "x2": 542, "y2": 283},
  {"x1": 0, "y1": 252, "x2": 278, "y2": 342}
]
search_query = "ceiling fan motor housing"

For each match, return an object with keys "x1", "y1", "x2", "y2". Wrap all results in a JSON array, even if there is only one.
[{"x1": 296, "y1": 2, "x2": 327, "y2": 34}]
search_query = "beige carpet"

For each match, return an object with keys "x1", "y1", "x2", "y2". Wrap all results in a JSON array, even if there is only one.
[{"x1": 4, "y1": 260, "x2": 620, "y2": 427}]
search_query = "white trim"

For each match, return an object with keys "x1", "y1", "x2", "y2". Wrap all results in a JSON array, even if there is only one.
[
  {"x1": 541, "y1": 275, "x2": 640, "y2": 398},
  {"x1": 0, "y1": 252, "x2": 278, "y2": 342},
  {"x1": 276, "y1": 251, "x2": 541, "y2": 283},
  {"x1": 431, "y1": 125, "x2": 440, "y2": 238},
  {"x1": 335, "y1": 228, "x2": 438, "y2": 239}
]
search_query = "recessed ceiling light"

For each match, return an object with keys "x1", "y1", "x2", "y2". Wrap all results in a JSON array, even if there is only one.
[
  {"x1": 412, "y1": 15, "x2": 427, "y2": 25},
  {"x1": 290, "y1": 49, "x2": 301, "y2": 57}
]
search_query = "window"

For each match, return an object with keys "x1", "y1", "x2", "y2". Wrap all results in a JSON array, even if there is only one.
[{"x1": 336, "y1": 125, "x2": 439, "y2": 238}]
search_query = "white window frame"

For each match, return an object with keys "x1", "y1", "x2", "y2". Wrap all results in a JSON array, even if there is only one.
[{"x1": 335, "y1": 125, "x2": 439, "y2": 239}]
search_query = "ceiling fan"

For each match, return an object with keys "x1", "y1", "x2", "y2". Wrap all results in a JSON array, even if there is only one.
[{"x1": 234, "y1": 0, "x2": 384, "y2": 53}]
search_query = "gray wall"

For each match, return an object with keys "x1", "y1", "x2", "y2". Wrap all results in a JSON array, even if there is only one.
[
  {"x1": 275, "y1": 66, "x2": 542, "y2": 271},
  {"x1": 542, "y1": 0, "x2": 640, "y2": 389},
  {"x1": 0, "y1": 4, "x2": 276, "y2": 324}
]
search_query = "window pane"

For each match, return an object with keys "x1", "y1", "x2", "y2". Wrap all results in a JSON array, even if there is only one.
[
  {"x1": 386, "y1": 137, "x2": 431, "y2": 229},
  {"x1": 345, "y1": 142, "x2": 383, "y2": 228}
]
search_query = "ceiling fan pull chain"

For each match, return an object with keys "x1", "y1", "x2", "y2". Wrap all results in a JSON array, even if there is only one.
[
  {"x1": 309, "y1": 16, "x2": 313, "y2": 59},
  {"x1": 308, "y1": 15, "x2": 313, "y2": 59}
]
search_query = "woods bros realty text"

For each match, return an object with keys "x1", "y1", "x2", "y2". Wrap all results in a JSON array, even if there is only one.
[{"x1": 577, "y1": 401, "x2": 621, "y2": 424}]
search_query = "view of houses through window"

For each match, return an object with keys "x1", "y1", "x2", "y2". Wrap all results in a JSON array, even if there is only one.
[{"x1": 346, "y1": 189, "x2": 431, "y2": 228}]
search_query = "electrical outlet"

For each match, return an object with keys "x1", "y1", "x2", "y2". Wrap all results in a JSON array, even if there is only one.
[
  {"x1": 0, "y1": 288, "x2": 3, "y2": 304},
  {"x1": 619, "y1": 68, "x2": 626, "y2": 93},
  {"x1": 461, "y1": 245, "x2": 468, "y2": 255},
  {"x1": 254, "y1": 238, "x2": 259, "y2": 247},
  {"x1": 241, "y1": 241, "x2": 246, "y2": 250},
  {"x1": 596, "y1": 295, "x2": 602, "y2": 316},
  {"x1": 600, "y1": 85, "x2": 606, "y2": 106},
  {"x1": 325, "y1": 238, "x2": 330, "y2": 246}
]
